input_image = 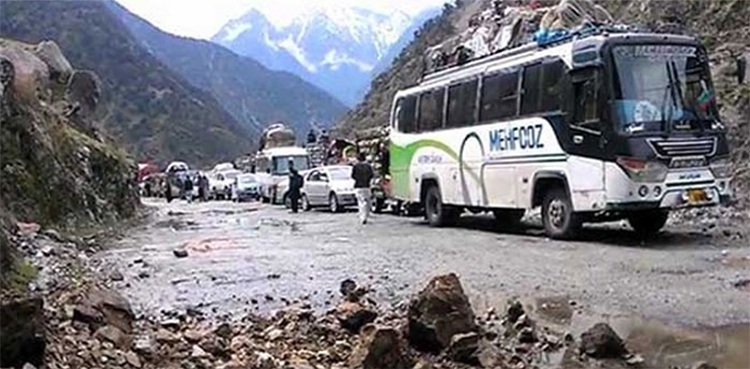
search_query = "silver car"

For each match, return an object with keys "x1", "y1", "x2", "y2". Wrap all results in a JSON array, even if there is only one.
[{"x1": 300, "y1": 165, "x2": 356, "y2": 212}]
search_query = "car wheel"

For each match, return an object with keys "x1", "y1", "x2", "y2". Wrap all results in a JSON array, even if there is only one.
[
  {"x1": 628, "y1": 210, "x2": 668, "y2": 238},
  {"x1": 301, "y1": 194, "x2": 311, "y2": 212},
  {"x1": 372, "y1": 197, "x2": 385, "y2": 214},
  {"x1": 424, "y1": 185, "x2": 458, "y2": 227},
  {"x1": 283, "y1": 194, "x2": 291, "y2": 209},
  {"x1": 542, "y1": 187, "x2": 581, "y2": 239},
  {"x1": 329, "y1": 193, "x2": 341, "y2": 213}
]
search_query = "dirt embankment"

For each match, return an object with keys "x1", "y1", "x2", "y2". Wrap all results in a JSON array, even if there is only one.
[{"x1": 0, "y1": 38, "x2": 140, "y2": 367}]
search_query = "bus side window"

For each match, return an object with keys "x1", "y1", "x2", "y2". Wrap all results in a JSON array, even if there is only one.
[
  {"x1": 480, "y1": 70, "x2": 519, "y2": 123},
  {"x1": 571, "y1": 68, "x2": 601, "y2": 131},
  {"x1": 418, "y1": 88, "x2": 445, "y2": 132},
  {"x1": 540, "y1": 61, "x2": 566, "y2": 112},
  {"x1": 521, "y1": 63, "x2": 543, "y2": 115},
  {"x1": 397, "y1": 96, "x2": 418, "y2": 133},
  {"x1": 447, "y1": 79, "x2": 478, "y2": 128}
]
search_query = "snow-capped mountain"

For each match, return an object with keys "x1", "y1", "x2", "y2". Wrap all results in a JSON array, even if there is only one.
[{"x1": 212, "y1": 6, "x2": 417, "y2": 106}]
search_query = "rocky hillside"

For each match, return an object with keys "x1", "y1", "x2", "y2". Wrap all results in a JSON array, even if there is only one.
[
  {"x1": 1, "y1": 0, "x2": 253, "y2": 166},
  {"x1": 0, "y1": 38, "x2": 139, "y2": 293},
  {"x1": 341, "y1": 0, "x2": 749, "y2": 204},
  {"x1": 107, "y1": 1, "x2": 348, "y2": 140}
]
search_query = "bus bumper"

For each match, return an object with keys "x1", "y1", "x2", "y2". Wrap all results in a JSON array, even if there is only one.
[{"x1": 605, "y1": 187, "x2": 731, "y2": 211}]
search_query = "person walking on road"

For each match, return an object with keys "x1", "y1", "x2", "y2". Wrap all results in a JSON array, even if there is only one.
[
  {"x1": 352, "y1": 152, "x2": 374, "y2": 224},
  {"x1": 288, "y1": 164, "x2": 304, "y2": 213}
]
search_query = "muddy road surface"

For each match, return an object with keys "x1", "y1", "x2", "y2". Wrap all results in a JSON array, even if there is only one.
[{"x1": 101, "y1": 198, "x2": 749, "y2": 368}]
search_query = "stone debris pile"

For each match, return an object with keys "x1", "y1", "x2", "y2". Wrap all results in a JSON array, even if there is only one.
[{"x1": 21, "y1": 269, "x2": 679, "y2": 369}]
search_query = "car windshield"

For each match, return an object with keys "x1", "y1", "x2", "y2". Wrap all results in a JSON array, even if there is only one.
[
  {"x1": 272, "y1": 155, "x2": 310, "y2": 175},
  {"x1": 328, "y1": 167, "x2": 352, "y2": 180},
  {"x1": 223, "y1": 171, "x2": 240, "y2": 180},
  {"x1": 611, "y1": 44, "x2": 721, "y2": 134},
  {"x1": 237, "y1": 174, "x2": 256, "y2": 184}
]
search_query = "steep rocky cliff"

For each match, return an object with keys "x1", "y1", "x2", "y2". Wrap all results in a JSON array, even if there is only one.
[{"x1": 0, "y1": 38, "x2": 139, "y2": 292}]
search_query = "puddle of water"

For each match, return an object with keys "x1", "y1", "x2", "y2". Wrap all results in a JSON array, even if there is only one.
[
  {"x1": 476, "y1": 294, "x2": 749, "y2": 369},
  {"x1": 183, "y1": 237, "x2": 237, "y2": 252},
  {"x1": 623, "y1": 320, "x2": 750, "y2": 369},
  {"x1": 720, "y1": 255, "x2": 750, "y2": 269}
]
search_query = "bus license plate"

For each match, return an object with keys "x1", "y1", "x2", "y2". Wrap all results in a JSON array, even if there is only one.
[{"x1": 687, "y1": 189, "x2": 708, "y2": 204}]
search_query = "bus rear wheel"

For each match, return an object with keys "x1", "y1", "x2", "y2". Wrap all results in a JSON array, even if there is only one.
[
  {"x1": 628, "y1": 210, "x2": 668, "y2": 237},
  {"x1": 424, "y1": 185, "x2": 458, "y2": 227},
  {"x1": 542, "y1": 188, "x2": 581, "y2": 239}
]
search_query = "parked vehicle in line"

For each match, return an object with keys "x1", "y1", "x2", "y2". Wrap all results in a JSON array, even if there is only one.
[
  {"x1": 389, "y1": 28, "x2": 733, "y2": 238},
  {"x1": 209, "y1": 169, "x2": 241, "y2": 200},
  {"x1": 254, "y1": 146, "x2": 312, "y2": 204},
  {"x1": 298, "y1": 165, "x2": 357, "y2": 212},
  {"x1": 212, "y1": 162, "x2": 235, "y2": 172},
  {"x1": 232, "y1": 174, "x2": 260, "y2": 202},
  {"x1": 164, "y1": 162, "x2": 190, "y2": 202}
]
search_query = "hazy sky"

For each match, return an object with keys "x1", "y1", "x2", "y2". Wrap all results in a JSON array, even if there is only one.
[{"x1": 115, "y1": 0, "x2": 448, "y2": 40}]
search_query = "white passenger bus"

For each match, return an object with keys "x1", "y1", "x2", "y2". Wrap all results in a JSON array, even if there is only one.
[{"x1": 389, "y1": 28, "x2": 734, "y2": 239}]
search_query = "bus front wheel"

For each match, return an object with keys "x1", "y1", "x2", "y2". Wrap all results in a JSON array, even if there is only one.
[
  {"x1": 628, "y1": 210, "x2": 668, "y2": 237},
  {"x1": 542, "y1": 188, "x2": 581, "y2": 239},
  {"x1": 424, "y1": 185, "x2": 458, "y2": 227}
]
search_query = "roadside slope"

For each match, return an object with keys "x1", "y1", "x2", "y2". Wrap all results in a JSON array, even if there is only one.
[{"x1": 1, "y1": 0, "x2": 254, "y2": 166}]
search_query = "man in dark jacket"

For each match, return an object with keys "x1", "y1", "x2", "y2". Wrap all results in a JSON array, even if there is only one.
[
  {"x1": 288, "y1": 163, "x2": 304, "y2": 213},
  {"x1": 351, "y1": 152, "x2": 374, "y2": 224}
]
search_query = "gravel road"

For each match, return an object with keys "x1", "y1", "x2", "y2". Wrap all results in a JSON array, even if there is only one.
[{"x1": 99, "y1": 197, "x2": 750, "y2": 367}]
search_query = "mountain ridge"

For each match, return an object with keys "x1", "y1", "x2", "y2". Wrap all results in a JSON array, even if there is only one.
[
  {"x1": 1, "y1": 0, "x2": 254, "y2": 166},
  {"x1": 212, "y1": 5, "x2": 419, "y2": 106},
  {"x1": 107, "y1": 1, "x2": 348, "y2": 141}
]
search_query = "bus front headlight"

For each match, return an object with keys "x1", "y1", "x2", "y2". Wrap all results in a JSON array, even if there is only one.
[
  {"x1": 709, "y1": 158, "x2": 732, "y2": 179},
  {"x1": 616, "y1": 157, "x2": 668, "y2": 183}
]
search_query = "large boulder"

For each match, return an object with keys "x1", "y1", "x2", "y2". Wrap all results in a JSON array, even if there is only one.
[
  {"x1": 33, "y1": 41, "x2": 72, "y2": 83},
  {"x1": 65, "y1": 70, "x2": 101, "y2": 120},
  {"x1": 407, "y1": 273, "x2": 477, "y2": 353},
  {"x1": 349, "y1": 324, "x2": 411, "y2": 369},
  {"x1": 0, "y1": 296, "x2": 46, "y2": 368},
  {"x1": 335, "y1": 300, "x2": 378, "y2": 333},
  {"x1": 580, "y1": 323, "x2": 626, "y2": 359},
  {"x1": 73, "y1": 287, "x2": 134, "y2": 333},
  {"x1": 0, "y1": 40, "x2": 50, "y2": 104}
]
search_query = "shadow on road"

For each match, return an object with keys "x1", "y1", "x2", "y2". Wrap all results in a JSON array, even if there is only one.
[{"x1": 402, "y1": 213, "x2": 715, "y2": 250}]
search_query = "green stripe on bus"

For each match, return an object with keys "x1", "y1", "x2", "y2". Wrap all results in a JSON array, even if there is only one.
[{"x1": 390, "y1": 139, "x2": 481, "y2": 197}]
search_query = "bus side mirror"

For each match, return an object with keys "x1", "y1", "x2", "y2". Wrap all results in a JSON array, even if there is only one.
[{"x1": 266, "y1": 168, "x2": 271, "y2": 174}]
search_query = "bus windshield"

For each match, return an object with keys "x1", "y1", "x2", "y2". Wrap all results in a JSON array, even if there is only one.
[
  {"x1": 272, "y1": 155, "x2": 310, "y2": 175},
  {"x1": 611, "y1": 44, "x2": 721, "y2": 134}
]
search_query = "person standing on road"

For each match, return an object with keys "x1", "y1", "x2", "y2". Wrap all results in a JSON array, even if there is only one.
[
  {"x1": 183, "y1": 175, "x2": 194, "y2": 203},
  {"x1": 288, "y1": 164, "x2": 304, "y2": 213},
  {"x1": 352, "y1": 152, "x2": 374, "y2": 224}
]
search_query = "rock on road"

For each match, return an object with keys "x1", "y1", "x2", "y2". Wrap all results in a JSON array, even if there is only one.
[{"x1": 102, "y1": 198, "x2": 749, "y2": 330}]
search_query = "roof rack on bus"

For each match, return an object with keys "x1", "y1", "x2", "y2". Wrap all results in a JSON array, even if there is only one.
[{"x1": 419, "y1": 23, "x2": 635, "y2": 84}]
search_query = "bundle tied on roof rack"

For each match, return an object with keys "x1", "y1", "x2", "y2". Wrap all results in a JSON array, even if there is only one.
[{"x1": 421, "y1": 0, "x2": 615, "y2": 79}]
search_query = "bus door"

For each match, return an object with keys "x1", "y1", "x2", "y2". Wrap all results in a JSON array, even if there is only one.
[{"x1": 566, "y1": 67, "x2": 606, "y2": 209}]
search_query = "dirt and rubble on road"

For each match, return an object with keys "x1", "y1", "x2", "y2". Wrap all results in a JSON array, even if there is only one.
[
  {"x1": 32, "y1": 267, "x2": 689, "y2": 369},
  {"x1": 3, "y1": 198, "x2": 749, "y2": 369}
]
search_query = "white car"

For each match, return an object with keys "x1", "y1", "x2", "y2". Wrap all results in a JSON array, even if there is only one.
[
  {"x1": 231, "y1": 174, "x2": 260, "y2": 202},
  {"x1": 212, "y1": 162, "x2": 235, "y2": 172},
  {"x1": 299, "y1": 165, "x2": 356, "y2": 212},
  {"x1": 209, "y1": 169, "x2": 241, "y2": 200}
]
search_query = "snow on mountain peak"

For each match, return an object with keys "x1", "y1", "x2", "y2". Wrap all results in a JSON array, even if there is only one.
[{"x1": 212, "y1": 4, "x2": 428, "y2": 105}]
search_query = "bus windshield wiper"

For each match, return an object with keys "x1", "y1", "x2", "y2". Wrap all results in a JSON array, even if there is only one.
[{"x1": 660, "y1": 61, "x2": 676, "y2": 133}]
